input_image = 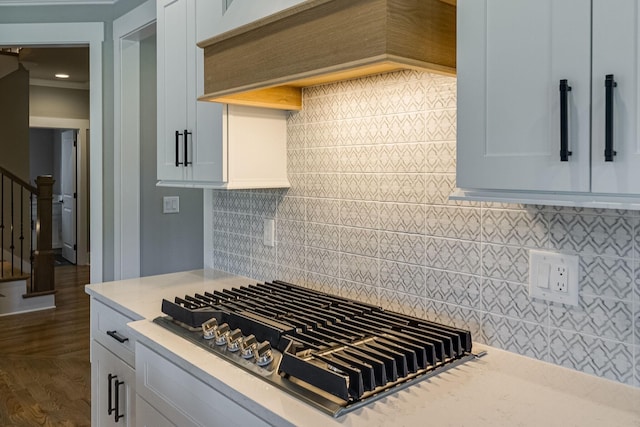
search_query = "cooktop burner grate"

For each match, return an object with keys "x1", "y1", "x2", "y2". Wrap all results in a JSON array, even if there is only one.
[{"x1": 155, "y1": 280, "x2": 478, "y2": 417}]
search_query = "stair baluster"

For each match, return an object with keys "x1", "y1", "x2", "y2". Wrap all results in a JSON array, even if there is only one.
[
  {"x1": 1, "y1": 174, "x2": 3, "y2": 279},
  {"x1": 20, "y1": 186, "x2": 24, "y2": 276},
  {"x1": 10, "y1": 180, "x2": 14, "y2": 276},
  {"x1": 0, "y1": 167, "x2": 53, "y2": 296}
]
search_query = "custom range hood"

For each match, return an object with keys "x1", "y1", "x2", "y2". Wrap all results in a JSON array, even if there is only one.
[{"x1": 198, "y1": 0, "x2": 456, "y2": 110}]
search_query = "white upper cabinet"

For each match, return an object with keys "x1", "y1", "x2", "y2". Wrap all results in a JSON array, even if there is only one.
[
  {"x1": 457, "y1": 0, "x2": 640, "y2": 204},
  {"x1": 591, "y1": 0, "x2": 640, "y2": 194},
  {"x1": 198, "y1": 0, "x2": 307, "y2": 40},
  {"x1": 157, "y1": 0, "x2": 221, "y2": 185},
  {"x1": 157, "y1": 0, "x2": 289, "y2": 189}
]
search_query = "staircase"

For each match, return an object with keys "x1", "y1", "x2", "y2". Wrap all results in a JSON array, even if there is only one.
[
  {"x1": 0, "y1": 260, "x2": 54, "y2": 315},
  {"x1": 0, "y1": 167, "x2": 56, "y2": 316}
]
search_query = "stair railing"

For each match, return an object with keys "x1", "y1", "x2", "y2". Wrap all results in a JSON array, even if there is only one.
[{"x1": 0, "y1": 166, "x2": 54, "y2": 295}]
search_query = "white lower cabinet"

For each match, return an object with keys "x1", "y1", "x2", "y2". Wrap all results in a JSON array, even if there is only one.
[
  {"x1": 136, "y1": 395, "x2": 174, "y2": 427},
  {"x1": 92, "y1": 340, "x2": 136, "y2": 426},
  {"x1": 90, "y1": 298, "x2": 141, "y2": 426},
  {"x1": 135, "y1": 342, "x2": 270, "y2": 427}
]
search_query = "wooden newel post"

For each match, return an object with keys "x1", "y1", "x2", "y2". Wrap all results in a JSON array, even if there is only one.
[{"x1": 33, "y1": 175, "x2": 55, "y2": 293}]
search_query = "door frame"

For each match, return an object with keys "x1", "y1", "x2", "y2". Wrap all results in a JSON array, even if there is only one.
[
  {"x1": 113, "y1": 0, "x2": 155, "y2": 280},
  {"x1": 30, "y1": 117, "x2": 90, "y2": 267},
  {"x1": 0, "y1": 22, "x2": 104, "y2": 283}
]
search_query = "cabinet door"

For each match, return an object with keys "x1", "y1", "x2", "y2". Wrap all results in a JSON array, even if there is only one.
[
  {"x1": 225, "y1": 105, "x2": 289, "y2": 188},
  {"x1": 136, "y1": 342, "x2": 270, "y2": 427},
  {"x1": 92, "y1": 341, "x2": 136, "y2": 427},
  {"x1": 205, "y1": 0, "x2": 307, "y2": 38},
  {"x1": 457, "y1": 0, "x2": 591, "y2": 192},
  {"x1": 591, "y1": 0, "x2": 640, "y2": 194},
  {"x1": 136, "y1": 396, "x2": 174, "y2": 427},
  {"x1": 157, "y1": 0, "x2": 190, "y2": 181},
  {"x1": 191, "y1": 0, "x2": 225, "y2": 183}
]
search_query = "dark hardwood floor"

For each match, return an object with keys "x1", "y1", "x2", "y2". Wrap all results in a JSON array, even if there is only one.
[{"x1": 0, "y1": 265, "x2": 91, "y2": 426}]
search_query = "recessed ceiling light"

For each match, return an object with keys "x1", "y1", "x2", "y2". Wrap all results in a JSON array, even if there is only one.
[{"x1": 55, "y1": 73, "x2": 70, "y2": 79}]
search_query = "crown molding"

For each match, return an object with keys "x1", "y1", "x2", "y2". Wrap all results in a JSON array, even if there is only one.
[
  {"x1": 30, "y1": 77, "x2": 89, "y2": 90},
  {"x1": 0, "y1": 0, "x2": 117, "y2": 5}
]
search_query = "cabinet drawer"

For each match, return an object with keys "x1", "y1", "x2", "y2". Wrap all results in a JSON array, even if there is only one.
[
  {"x1": 92, "y1": 299, "x2": 137, "y2": 367},
  {"x1": 136, "y1": 343, "x2": 270, "y2": 427}
]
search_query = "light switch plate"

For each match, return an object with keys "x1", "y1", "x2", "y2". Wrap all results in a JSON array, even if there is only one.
[
  {"x1": 163, "y1": 196, "x2": 179, "y2": 214},
  {"x1": 529, "y1": 249, "x2": 579, "y2": 306}
]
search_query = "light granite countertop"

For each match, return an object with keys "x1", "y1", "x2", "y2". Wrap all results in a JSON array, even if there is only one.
[{"x1": 86, "y1": 269, "x2": 640, "y2": 427}]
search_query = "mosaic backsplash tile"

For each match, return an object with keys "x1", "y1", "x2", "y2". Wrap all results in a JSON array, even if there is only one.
[{"x1": 209, "y1": 70, "x2": 639, "y2": 387}]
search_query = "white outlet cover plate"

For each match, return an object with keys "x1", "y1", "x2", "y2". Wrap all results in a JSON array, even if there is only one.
[
  {"x1": 263, "y1": 218, "x2": 275, "y2": 247},
  {"x1": 529, "y1": 249, "x2": 579, "y2": 306}
]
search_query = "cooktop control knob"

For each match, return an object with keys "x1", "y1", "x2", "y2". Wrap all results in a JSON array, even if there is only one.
[
  {"x1": 255, "y1": 341, "x2": 273, "y2": 367},
  {"x1": 241, "y1": 334, "x2": 258, "y2": 359},
  {"x1": 201, "y1": 318, "x2": 218, "y2": 340},
  {"x1": 214, "y1": 323, "x2": 230, "y2": 346},
  {"x1": 227, "y1": 328, "x2": 243, "y2": 352}
]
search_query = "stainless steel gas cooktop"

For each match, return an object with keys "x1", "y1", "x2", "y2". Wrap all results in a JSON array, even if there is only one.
[{"x1": 154, "y1": 280, "x2": 479, "y2": 417}]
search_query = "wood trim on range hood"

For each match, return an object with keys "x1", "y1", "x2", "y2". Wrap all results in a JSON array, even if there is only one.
[{"x1": 197, "y1": 0, "x2": 456, "y2": 110}]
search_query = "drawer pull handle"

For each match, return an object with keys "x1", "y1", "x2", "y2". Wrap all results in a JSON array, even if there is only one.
[{"x1": 107, "y1": 330, "x2": 129, "y2": 343}]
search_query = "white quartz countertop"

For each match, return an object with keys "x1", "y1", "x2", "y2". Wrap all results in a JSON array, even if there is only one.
[{"x1": 86, "y1": 270, "x2": 640, "y2": 427}]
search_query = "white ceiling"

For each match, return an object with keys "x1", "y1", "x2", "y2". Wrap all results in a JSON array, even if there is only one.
[
  {"x1": 0, "y1": 47, "x2": 89, "y2": 87},
  {"x1": 0, "y1": 0, "x2": 117, "y2": 5},
  {"x1": 19, "y1": 47, "x2": 89, "y2": 84}
]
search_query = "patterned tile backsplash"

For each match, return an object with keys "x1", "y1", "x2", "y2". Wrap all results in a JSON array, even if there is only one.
[{"x1": 208, "y1": 70, "x2": 640, "y2": 387}]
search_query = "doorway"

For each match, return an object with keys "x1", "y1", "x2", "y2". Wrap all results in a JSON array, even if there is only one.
[
  {"x1": 29, "y1": 125, "x2": 88, "y2": 265},
  {"x1": 0, "y1": 22, "x2": 104, "y2": 283},
  {"x1": 29, "y1": 117, "x2": 91, "y2": 265}
]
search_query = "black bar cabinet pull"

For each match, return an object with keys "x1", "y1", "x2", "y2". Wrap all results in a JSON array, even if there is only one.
[
  {"x1": 107, "y1": 330, "x2": 129, "y2": 343},
  {"x1": 114, "y1": 378, "x2": 125, "y2": 422},
  {"x1": 175, "y1": 130, "x2": 183, "y2": 167},
  {"x1": 107, "y1": 373, "x2": 116, "y2": 415},
  {"x1": 184, "y1": 129, "x2": 192, "y2": 166},
  {"x1": 559, "y1": 79, "x2": 572, "y2": 161},
  {"x1": 605, "y1": 74, "x2": 617, "y2": 161}
]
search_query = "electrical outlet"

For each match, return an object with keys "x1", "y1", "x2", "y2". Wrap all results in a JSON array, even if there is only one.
[
  {"x1": 529, "y1": 250, "x2": 579, "y2": 306},
  {"x1": 550, "y1": 265, "x2": 568, "y2": 293}
]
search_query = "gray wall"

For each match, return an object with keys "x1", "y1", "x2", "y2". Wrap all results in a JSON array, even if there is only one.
[
  {"x1": 28, "y1": 128, "x2": 58, "y2": 192},
  {"x1": 139, "y1": 34, "x2": 203, "y2": 277},
  {"x1": 0, "y1": 66, "x2": 29, "y2": 182},
  {"x1": 30, "y1": 86, "x2": 89, "y2": 120},
  {"x1": 0, "y1": 0, "x2": 149, "y2": 281},
  {"x1": 52, "y1": 130, "x2": 62, "y2": 195}
]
